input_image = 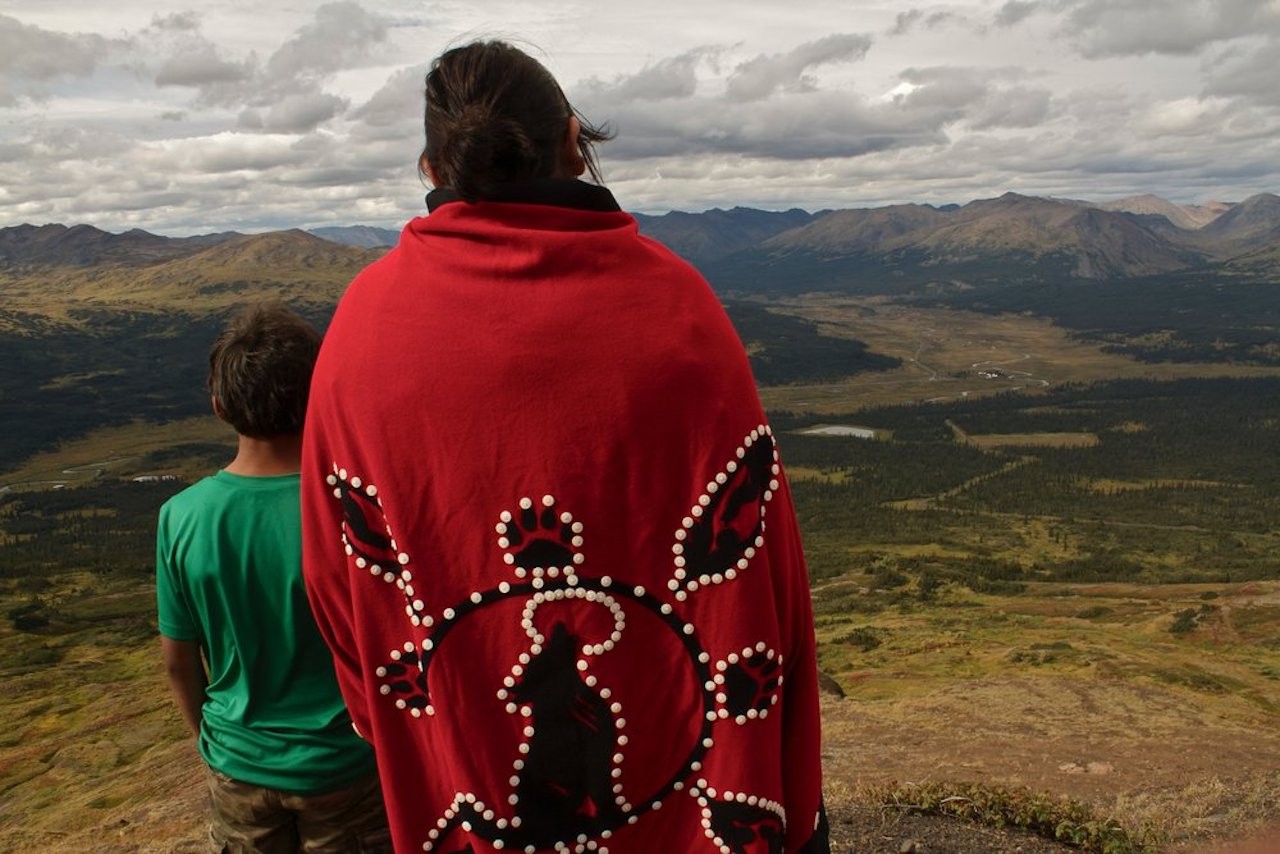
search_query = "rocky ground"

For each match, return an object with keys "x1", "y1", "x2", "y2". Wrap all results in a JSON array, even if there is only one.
[{"x1": 826, "y1": 802, "x2": 1076, "y2": 853}]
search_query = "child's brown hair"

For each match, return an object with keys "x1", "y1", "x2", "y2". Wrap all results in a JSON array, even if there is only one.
[{"x1": 207, "y1": 303, "x2": 321, "y2": 438}]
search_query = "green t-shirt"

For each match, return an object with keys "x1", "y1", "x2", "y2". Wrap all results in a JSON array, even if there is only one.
[{"x1": 156, "y1": 470, "x2": 374, "y2": 792}]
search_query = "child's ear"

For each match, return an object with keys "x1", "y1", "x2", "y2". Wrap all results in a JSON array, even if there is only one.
[{"x1": 210, "y1": 394, "x2": 225, "y2": 422}]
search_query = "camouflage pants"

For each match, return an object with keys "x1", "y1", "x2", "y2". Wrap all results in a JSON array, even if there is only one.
[{"x1": 207, "y1": 768, "x2": 392, "y2": 853}]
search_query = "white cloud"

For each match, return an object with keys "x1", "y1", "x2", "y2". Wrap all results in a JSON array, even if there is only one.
[{"x1": 1136, "y1": 96, "x2": 1235, "y2": 136}]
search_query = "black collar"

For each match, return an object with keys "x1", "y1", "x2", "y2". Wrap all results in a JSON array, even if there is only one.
[{"x1": 425, "y1": 178, "x2": 622, "y2": 213}]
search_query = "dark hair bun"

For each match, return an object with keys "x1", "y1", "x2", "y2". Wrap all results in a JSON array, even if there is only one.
[
  {"x1": 446, "y1": 103, "x2": 540, "y2": 200},
  {"x1": 421, "y1": 41, "x2": 611, "y2": 201}
]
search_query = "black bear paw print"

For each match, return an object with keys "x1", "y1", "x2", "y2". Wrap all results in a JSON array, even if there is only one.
[
  {"x1": 497, "y1": 494, "x2": 584, "y2": 579},
  {"x1": 713, "y1": 643, "x2": 782, "y2": 723},
  {"x1": 376, "y1": 644, "x2": 434, "y2": 717}
]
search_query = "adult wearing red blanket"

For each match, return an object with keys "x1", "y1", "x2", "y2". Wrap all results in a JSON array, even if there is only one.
[{"x1": 302, "y1": 40, "x2": 829, "y2": 854}]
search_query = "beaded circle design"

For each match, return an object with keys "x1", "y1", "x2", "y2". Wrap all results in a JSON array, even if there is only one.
[{"x1": 330, "y1": 425, "x2": 787, "y2": 853}]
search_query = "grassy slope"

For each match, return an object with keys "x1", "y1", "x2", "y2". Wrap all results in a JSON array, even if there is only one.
[{"x1": 0, "y1": 231, "x2": 377, "y2": 323}]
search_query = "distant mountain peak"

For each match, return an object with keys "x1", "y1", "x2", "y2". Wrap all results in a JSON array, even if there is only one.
[
  {"x1": 1198, "y1": 192, "x2": 1280, "y2": 248},
  {"x1": 632, "y1": 207, "x2": 815, "y2": 264},
  {"x1": 1099, "y1": 195, "x2": 1230, "y2": 230},
  {"x1": 308, "y1": 225, "x2": 400, "y2": 249},
  {"x1": 0, "y1": 222, "x2": 233, "y2": 268}
]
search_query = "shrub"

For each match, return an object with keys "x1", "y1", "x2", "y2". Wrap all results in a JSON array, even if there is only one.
[
  {"x1": 1169, "y1": 608, "x2": 1199, "y2": 635},
  {"x1": 7, "y1": 599, "x2": 50, "y2": 631},
  {"x1": 917, "y1": 571, "x2": 941, "y2": 602},
  {"x1": 13, "y1": 612, "x2": 50, "y2": 631},
  {"x1": 868, "y1": 569, "x2": 909, "y2": 590},
  {"x1": 967, "y1": 577, "x2": 1027, "y2": 595},
  {"x1": 833, "y1": 626, "x2": 882, "y2": 652}
]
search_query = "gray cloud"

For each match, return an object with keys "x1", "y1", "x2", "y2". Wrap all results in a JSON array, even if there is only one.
[
  {"x1": 893, "y1": 67, "x2": 1051, "y2": 130},
  {"x1": 0, "y1": 14, "x2": 111, "y2": 104},
  {"x1": 587, "y1": 89, "x2": 949, "y2": 161},
  {"x1": 133, "y1": 32, "x2": 244, "y2": 109},
  {"x1": 891, "y1": 8, "x2": 966, "y2": 35},
  {"x1": 263, "y1": 1, "x2": 388, "y2": 83},
  {"x1": 725, "y1": 34, "x2": 872, "y2": 101},
  {"x1": 995, "y1": 1, "x2": 1040, "y2": 27},
  {"x1": 20, "y1": 125, "x2": 109, "y2": 163},
  {"x1": 584, "y1": 49, "x2": 717, "y2": 103},
  {"x1": 147, "y1": 2, "x2": 391, "y2": 133},
  {"x1": 569, "y1": 36, "x2": 950, "y2": 163},
  {"x1": 155, "y1": 45, "x2": 253, "y2": 88},
  {"x1": 239, "y1": 92, "x2": 349, "y2": 133},
  {"x1": 925, "y1": 11, "x2": 965, "y2": 30},
  {"x1": 278, "y1": 165, "x2": 390, "y2": 188},
  {"x1": 898, "y1": 67, "x2": 989, "y2": 112},
  {"x1": 184, "y1": 135, "x2": 313, "y2": 175},
  {"x1": 353, "y1": 63, "x2": 428, "y2": 128},
  {"x1": 1062, "y1": 0, "x2": 1280, "y2": 58},
  {"x1": 138, "y1": 11, "x2": 260, "y2": 106},
  {"x1": 891, "y1": 10, "x2": 924, "y2": 36},
  {"x1": 1203, "y1": 37, "x2": 1280, "y2": 105},
  {"x1": 969, "y1": 86, "x2": 1052, "y2": 128},
  {"x1": 148, "y1": 11, "x2": 202, "y2": 33},
  {"x1": 0, "y1": 7, "x2": 427, "y2": 233}
]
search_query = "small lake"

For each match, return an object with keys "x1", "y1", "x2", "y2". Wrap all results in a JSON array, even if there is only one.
[{"x1": 798, "y1": 425, "x2": 877, "y2": 439}]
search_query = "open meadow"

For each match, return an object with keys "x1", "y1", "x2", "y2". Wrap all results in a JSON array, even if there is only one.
[{"x1": 2, "y1": 297, "x2": 1280, "y2": 851}]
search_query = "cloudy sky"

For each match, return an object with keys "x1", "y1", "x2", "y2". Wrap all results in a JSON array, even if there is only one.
[{"x1": 2, "y1": 0, "x2": 1279, "y2": 235}]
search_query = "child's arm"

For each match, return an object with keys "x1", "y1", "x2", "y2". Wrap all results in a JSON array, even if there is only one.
[{"x1": 161, "y1": 636, "x2": 207, "y2": 737}]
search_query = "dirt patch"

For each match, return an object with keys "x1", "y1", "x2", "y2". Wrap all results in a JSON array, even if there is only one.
[
  {"x1": 821, "y1": 677, "x2": 1280, "y2": 848},
  {"x1": 827, "y1": 801, "x2": 1075, "y2": 852}
]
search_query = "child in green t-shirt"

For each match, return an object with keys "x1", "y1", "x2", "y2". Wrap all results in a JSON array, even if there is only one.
[{"x1": 156, "y1": 303, "x2": 389, "y2": 852}]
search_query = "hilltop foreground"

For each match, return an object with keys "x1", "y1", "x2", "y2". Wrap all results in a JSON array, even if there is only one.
[{"x1": 3, "y1": 655, "x2": 1279, "y2": 852}]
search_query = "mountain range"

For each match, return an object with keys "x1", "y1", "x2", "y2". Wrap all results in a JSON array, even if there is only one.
[
  {"x1": 1, "y1": 192, "x2": 1277, "y2": 320},
  {"x1": 683, "y1": 192, "x2": 1279, "y2": 290}
]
